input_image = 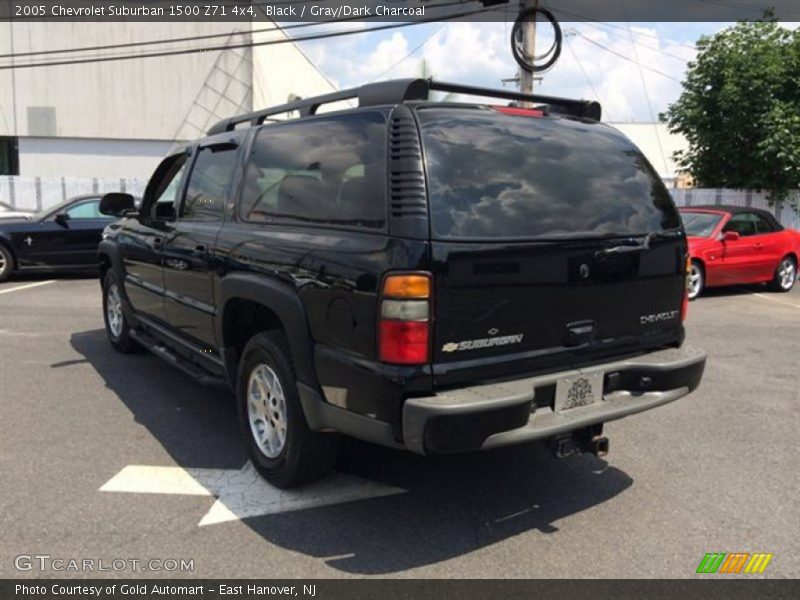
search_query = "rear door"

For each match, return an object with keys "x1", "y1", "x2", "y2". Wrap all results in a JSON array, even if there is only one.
[
  {"x1": 162, "y1": 140, "x2": 240, "y2": 349},
  {"x1": 416, "y1": 108, "x2": 686, "y2": 385}
]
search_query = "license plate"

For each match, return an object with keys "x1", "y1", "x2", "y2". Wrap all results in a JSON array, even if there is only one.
[{"x1": 554, "y1": 372, "x2": 604, "y2": 413}]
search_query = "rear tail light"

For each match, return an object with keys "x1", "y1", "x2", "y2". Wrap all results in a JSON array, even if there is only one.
[
  {"x1": 378, "y1": 273, "x2": 432, "y2": 365},
  {"x1": 681, "y1": 256, "x2": 690, "y2": 321}
]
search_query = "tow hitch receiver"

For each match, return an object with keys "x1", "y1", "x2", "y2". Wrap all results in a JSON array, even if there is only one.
[{"x1": 551, "y1": 424, "x2": 609, "y2": 458}]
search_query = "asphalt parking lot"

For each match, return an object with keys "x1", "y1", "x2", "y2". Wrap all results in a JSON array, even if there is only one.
[{"x1": 1, "y1": 274, "x2": 798, "y2": 579}]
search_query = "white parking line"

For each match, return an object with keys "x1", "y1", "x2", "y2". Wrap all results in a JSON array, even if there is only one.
[
  {"x1": 100, "y1": 463, "x2": 407, "y2": 526},
  {"x1": 0, "y1": 280, "x2": 55, "y2": 295},
  {"x1": 744, "y1": 292, "x2": 800, "y2": 309}
]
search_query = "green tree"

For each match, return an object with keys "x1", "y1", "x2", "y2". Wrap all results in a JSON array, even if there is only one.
[{"x1": 663, "y1": 18, "x2": 800, "y2": 203}]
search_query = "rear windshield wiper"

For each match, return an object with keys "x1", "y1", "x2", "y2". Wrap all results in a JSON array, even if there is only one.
[{"x1": 596, "y1": 230, "x2": 680, "y2": 257}]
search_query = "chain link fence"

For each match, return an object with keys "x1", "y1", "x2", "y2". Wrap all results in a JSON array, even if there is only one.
[
  {"x1": 0, "y1": 176, "x2": 147, "y2": 211},
  {"x1": 670, "y1": 188, "x2": 800, "y2": 229},
  {"x1": 1, "y1": 176, "x2": 798, "y2": 229}
]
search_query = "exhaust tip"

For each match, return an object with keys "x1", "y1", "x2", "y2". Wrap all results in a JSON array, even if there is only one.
[{"x1": 592, "y1": 436, "x2": 610, "y2": 457}]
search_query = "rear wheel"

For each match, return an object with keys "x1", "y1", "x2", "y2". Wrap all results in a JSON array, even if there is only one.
[
  {"x1": 770, "y1": 256, "x2": 796, "y2": 293},
  {"x1": 102, "y1": 271, "x2": 140, "y2": 353},
  {"x1": 237, "y1": 331, "x2": 339, "y2": 488},
  {"x1": 688, "y1": 260, "x2": 704, "y2": 300},
  {"x1": 0, "y1": 244, "x2": 14, "y2": 282}
]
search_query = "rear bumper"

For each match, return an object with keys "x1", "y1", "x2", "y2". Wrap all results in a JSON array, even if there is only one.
[{"x1": 402, "y1": 344, "x2": 706, "y2": 455}]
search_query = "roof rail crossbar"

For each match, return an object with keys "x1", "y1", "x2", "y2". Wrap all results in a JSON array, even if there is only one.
[{"x1": 206, "y1": 78, "x2": 601, "y2": 135}]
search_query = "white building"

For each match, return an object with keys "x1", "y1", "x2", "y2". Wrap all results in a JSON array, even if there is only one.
[
  {"x1": 0, "y1": 21, "x2": 337, "y2": 184},
  {"x1": 608, "y1": 122, "x2": 689, "y2": 187}
]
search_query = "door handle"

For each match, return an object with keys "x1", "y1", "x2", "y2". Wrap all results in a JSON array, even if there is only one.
[
  {"x1": 192, "y1": 244, "x2": 207, "y2": 256},
  {"x1": 153, "y1": 237, "x2": 162, "y2": 249}
]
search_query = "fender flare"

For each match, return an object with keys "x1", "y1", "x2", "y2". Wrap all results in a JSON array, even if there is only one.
[
  {"x1": 97, "y1": 239, "x2": 140, "y2": 324},
  {"x1": 216, "y1": 273, "x2": 318, "y2": 389},
  {"x1": 97, "y1": 240, "x2": 128, "y2": 287}
]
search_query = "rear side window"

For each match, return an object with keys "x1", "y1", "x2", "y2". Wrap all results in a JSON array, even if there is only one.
[
  {"x1": 182, "y1": 146, "x2": 238, "y2": 221},
  {"x1": 240, "y1": 112, "x2": 386, "y2": 229},
  {"x1": 418, "y1": 108, "x2": 680, "y2": 240}
]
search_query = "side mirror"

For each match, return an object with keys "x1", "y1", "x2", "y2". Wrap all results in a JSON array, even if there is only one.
[
  {"x1": 54, "y1": 212, "x2": 70, "y2": 226},
  {"x1": 100, "y1": 192, "x2": 136, "y2": 217},
  {"x1": 722, "y1": 231, "x2": 740, "y2": 242}
]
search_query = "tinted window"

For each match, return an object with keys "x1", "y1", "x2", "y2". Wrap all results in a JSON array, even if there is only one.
[
  {"x1": 65, "y1": 198, "x2": 102, "y2": 219},
  {"x1": 723, "y1": 213, "x2": 759, "y2": 237},
  {"x1": 240, "y1": 112, "x2": 386, "y2": 229},
  {"x1": 145, "y1": 154, "x2": 188, "y2": 220},
  {"x1": 418, "y1": 108, "x2": 680, "y2": 240},
  {"x1": 754, "y1": 213, "x2": 776, "y2": 234},
  {"x1": 681, "y1": 211, "x2": 722, "y2": 237},
  {"x1": 182, "y1": 147, "x2": 238, "y2": 221}
]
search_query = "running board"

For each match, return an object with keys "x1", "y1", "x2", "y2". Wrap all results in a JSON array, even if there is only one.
[{"x1": 130, "y1": 329, "x2": 228, "y2": 387}]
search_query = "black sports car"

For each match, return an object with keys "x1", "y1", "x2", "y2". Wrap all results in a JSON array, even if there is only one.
[{"x1": 0, "y1": 194, "x2": 116, "y2": 282}]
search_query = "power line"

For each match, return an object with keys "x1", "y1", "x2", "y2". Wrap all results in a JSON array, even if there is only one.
[
  {"x1": 369, "y1": 23, "x2": 448, "y2": 82},
  {"x1": 0, "y1": 4, "x2": 503, "y2": 70},
  {"x1": 623, "y1": 18, "x2": 670, "y2": 176},
  {"x1": 572, "y1": 31, "x2": 682, "y2": 83},
  {"x1": 546, "y1": 6, "x2": 697, "y2": 51},
  {"x1": 577, "y1": 22, "x2": 693, "y2": 62},
  {"x1": 0, "y1": 0, "x2": 476, "y2": 60},
  {"x1": 563, "y1": 32, "x2": 613, "y2": 121}
]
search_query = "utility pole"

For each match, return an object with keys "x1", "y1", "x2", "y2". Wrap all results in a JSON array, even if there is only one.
[{"x1": 519, "y1": 0, "x2": 538, "y2": 98}]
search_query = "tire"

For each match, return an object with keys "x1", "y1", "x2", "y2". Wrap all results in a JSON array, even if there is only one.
[
  {"x1": 769, "y1": 255, "x2": 796, "y2": 293},
  {"x1": 0, "y1": 244, "x2": 14, "y2": 283},
  {"x1": 102, "y1": 270, "x2": 141, "y2": 353},
  {"x1": 688, "y1": 260, "x2": 704, "y2": 301},
  {"x1": 237, "y1": 331, "x2": 339, "y2": 488}
]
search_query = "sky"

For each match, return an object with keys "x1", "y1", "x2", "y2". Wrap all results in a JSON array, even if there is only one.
[{"x1": 297, "y1": 21, "x2": 759, "y2": 122}]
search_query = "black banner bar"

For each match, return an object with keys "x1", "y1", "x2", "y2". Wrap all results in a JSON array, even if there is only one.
[
  {"x1": 0, "y1": 0, "x2": 798, "y2": 23},
  {"x1": 2, "y1": 579, "x2": 800, "y2": 600}
]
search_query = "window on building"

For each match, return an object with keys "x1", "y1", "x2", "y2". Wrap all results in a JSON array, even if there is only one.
[
  {"x1": 0, "y1": 137, "x2": 19, "y2": 175},
  {"x1": 27, "y1": 107, "x2": 57, "y2": 137},
  {"x1": 240, "y1": 112, "x2": 386, "y2": 229}
]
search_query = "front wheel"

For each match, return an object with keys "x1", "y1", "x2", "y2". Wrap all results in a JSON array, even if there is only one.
[
  {"x1": 0, "y1": 244, "x2": 14, "y2": 282},
  {"x1": 237, "y1": 331, "x2": 339, "y2": 488},
  {"x1": 688, "y1": 260, "x2": 704, "y2": 300},
  {"x1": 770, "y1": 256, "x2": 796, "y2": 293},
  {"x1": 102, "y1": 271, "x2": 141, "y2": 353}
]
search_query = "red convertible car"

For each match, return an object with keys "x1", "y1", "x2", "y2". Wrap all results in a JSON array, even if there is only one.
[{"x1": 680, "y1": 205, "x2": 799, "y2": 300}]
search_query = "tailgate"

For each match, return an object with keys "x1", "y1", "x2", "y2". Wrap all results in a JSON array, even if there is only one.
[
  {"x1": 431, "y1": 238, "x2": 686, "y2": 385},
  {"x1": 416, "y1": 106, "x2": 687, "y2": 386}
]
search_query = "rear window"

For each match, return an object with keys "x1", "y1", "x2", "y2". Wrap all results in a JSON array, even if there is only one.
[
  {"x1": 418, "y1": 108, "x2": 680, "y2": 240},
  {"x1": 240, "y1": 111, "x2": 386, "y2": 230}
]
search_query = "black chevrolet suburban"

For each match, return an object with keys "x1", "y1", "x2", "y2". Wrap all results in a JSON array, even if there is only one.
[{"x1": 98, "y1": 79, "x2": 706, "y2": 487}]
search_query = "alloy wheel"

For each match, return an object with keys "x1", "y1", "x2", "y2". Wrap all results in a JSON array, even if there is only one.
[
  {"x1": 778, "y1": 259, "x2": 796, "y2": 290},
  {"x1": 247, "y1": 363, "x2": 288, "y2": 459},
  {"x1": 688, "y1": 263, "x2": 703, "y2": 300},
  {"x1": 106, "y1": 283, "x2": 124, "y2": 338}
]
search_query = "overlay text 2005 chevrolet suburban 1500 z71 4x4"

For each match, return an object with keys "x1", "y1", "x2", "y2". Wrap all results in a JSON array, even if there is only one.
[{"x1": 97, "y1": 79, "x2": 706, "y2": 488}]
